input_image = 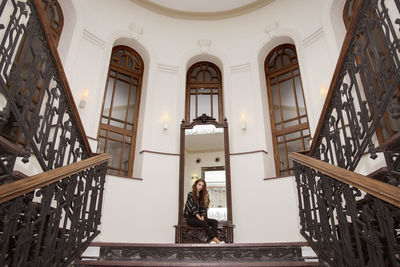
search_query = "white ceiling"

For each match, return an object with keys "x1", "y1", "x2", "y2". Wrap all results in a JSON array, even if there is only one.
[{"x1": 146, "y1": 0, "x2": 259, "y2": 13}]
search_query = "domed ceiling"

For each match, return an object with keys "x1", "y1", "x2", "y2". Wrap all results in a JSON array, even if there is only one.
[{"x1": 130, "y1": 0, "x2": 275, "y2": 20}]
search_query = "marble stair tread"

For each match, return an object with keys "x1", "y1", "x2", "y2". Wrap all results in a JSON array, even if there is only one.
[{"x1": 75, "y1": 242, "x2": 319, "y2": 267}]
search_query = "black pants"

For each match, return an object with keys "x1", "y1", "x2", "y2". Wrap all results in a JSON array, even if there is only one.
[{"x1": 186, "y1": 216, "x2": 219, "y2": 241}]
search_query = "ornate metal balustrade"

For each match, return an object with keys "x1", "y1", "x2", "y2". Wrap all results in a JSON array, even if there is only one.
[
  {"x1": 0, "y1": 0, "x2": 92, "y2": 172},
  {"x1": 0, "y1": 154, "x2": 110, "y2": 267},
  {"x1": 310, "y1": 0, "x2": 400, "y2": 178},
  {"x1": 290, "y1": 153, "x2": 400, "y2": 267},
  {"x1": 291, "y1": 0, "x2": 400, "y2": 266}
]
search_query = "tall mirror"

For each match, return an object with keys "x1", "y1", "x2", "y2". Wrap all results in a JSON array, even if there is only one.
[{"x1": 178, "y1": 114, "x2": 232, "y2": 227}]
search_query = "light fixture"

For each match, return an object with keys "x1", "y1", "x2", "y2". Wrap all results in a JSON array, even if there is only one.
[
  {"x1": 241, "y1": 113, "x2": 247, "y2": 130},
  {"x1": 320, "y1": 85, "x2": 328, "y2": 97},
  {"x1": 79, "y1": 88, "x2": 89, "y2": 108},
  {"x1": 191, "y1": 175, "x2": 198, "y2": 184},
  {"x1": 162, "y1": 113, "x2": 169, "y2": 130}
]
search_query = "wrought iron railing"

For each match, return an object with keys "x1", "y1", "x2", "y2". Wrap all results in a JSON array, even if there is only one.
[
  {"x1": 310, "y1": 0, "x2": 400, "y2": 175},
  {"x1": 291, "y1": 0, "x2": 400, "y2": 266},
  {"x1": 0, "y1": 153, "x2": 110, "y2": 267},
  {"x1": 290, "y1": 152, "x2": 400, "y2": 267},
  {"x1": 0, "y1": 0, "x2": 92, "y2": 172}
]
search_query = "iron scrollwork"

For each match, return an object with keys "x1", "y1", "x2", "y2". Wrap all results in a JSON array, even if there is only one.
[
  {"x1": 0, "y1": 0, "x2": 90, "y2": 173},
  {"x1": 0, "y1": 161, "x2": 108, "y2": 267}
]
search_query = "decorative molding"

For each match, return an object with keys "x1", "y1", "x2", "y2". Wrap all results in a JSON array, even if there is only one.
[
  {"x1": 231, "y1": 63, "x2": 251, "y2": 73},
  {"x1": 129, "y1": 22, "x2": 143, "y2": 40},
  {"x1": 82, "y1": 29, "x2": 106, "y2": 49},
  {"x1": 303, "y1": 27, "x2": 324, "y2": 48},
  {"x1": 198, "y1": 39, "x2": 211, "y2": 54},
  {"x1": 130, "y1": 0, "x2": 275, "y2": 20},
  {"x1": 157, "y1": 63, "x2": 179, "y2": 74},
  {"x1": 230, "y1": 150, "x2": 268, "y2": 156},
  {"x1": 139, "y1": 150, "x2": 180, "y2": 156},
  {"x1": 265, "y1": 21, "x2": 279, "y2": 39}
]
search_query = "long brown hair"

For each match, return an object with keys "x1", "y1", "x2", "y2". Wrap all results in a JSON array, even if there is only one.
[{"x1": 192, "y1": 179, "x2": 210, "y2": 208}]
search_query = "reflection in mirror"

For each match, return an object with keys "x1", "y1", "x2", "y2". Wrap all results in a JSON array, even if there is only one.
[{"x1": 184, "y1": 124, "x2": 227, "y2": 221}]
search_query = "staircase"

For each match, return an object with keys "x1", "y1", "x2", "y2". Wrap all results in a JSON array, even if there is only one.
[
  {"x1": 0, "y1": 0, "x2": 399, "y2": 266},
  {"x1": 74, "y1": 242, "x2": 319, "y2": 267}
]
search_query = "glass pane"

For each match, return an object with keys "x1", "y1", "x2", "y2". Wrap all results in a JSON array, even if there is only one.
[
  {"x1": 286, "y1": 138, "x2": 304, "y2": 153},
  {"x1": 190, "y1": 94, "x2": 196, "y2": 121},
  {"x1": 127, "y1": 57, "x2": 133, "y2": 70},
  {"x1": 108, "y1": 131, "x2": 124, "y2": 141},
  {"x1": 125, "y1": 135, "x2": 131, "y2": 142},
  {"x1": 122, "y1": 143, "x2": 131, "y2": 171},
  {"x1": 204, "y1": 71, "x2": 211, "y2": 82},
  {"x1": 103, "y1": 77, "x2": 114, "y2": 117},
  {"x1": 284, "y1": 120, "x2": 298, "y2": 129},
  {"x1": 119, "y1": 55, "x2": 127, "y2": 67},
  {"x1": 282, "y1": 54, "x2": 290, "y2": 66},
  {"x1": 97, "y1": 137, "x2": 106, "y2": 153},
  {"x1": 279, "y1": 79, "x2": 297, "y2": 121},
  {"x1": 278, "y1": 72, "x2": 291, "y2": 82},
  {"x1": 286, "y1": 131, "x2": 301, "y2": 140},
  {"x1": 109, "y1": 119, "x2": 125, "y2": 128},
  {"x1": 99, "y1": 130, "x2": 107, "y2": 137},
  {"x1": 198, "y1": 94, "x2": 211, "y2": 117},
  {"x1": 271, "y1": 83, "x2": 282, "y2": 127},
  {"x1": 101, "y1": 117, "x2": 109, "y2": 124},
  {"x1": 213, "y1": 94, "x2": 219, "y2": 120},
  {"x1": 198, "y1": 88, "x2": 211, "y2": 94},
  {"x1": 112, "y1": 79, "x2": 130, "y2": 121},
  {"x1": 118, "y1": 72, "x2": 131, "y2": 83},
  {"x1": 107, "y1": 139, "x2": 123, "y2": 170},
  {"x1": 278, "y1": 143, "x2": 287, "y2": 170},
  {"x1": 127, "y1": 84, "x2": 137, "y2": 124},
  {"x1": 302, "y1": 129, "x2": 310, "y2": 136},
  {"x1": 294, "y1": 76, "x2": 306, "y2": 115},
  {"x1": 126, "y1": 124, "x2": 133, "y2": 131}
]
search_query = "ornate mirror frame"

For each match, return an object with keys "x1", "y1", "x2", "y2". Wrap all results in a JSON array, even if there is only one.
[{"x1": 178, "y1": 114, "x2": 233, "y2": 225}]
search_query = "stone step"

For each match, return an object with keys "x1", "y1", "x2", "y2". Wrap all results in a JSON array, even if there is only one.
[{"x1": 75, "y1": 242, "x2": 319, "y2": 267}]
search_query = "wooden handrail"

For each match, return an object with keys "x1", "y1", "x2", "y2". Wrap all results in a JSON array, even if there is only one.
[
  {"x1": 289, "y1": 152, "x2": 400, "y2": 208},
  {"x1": 0, "y1": 153, "x2": 110, "y2": 204},
  {"x1": 32, "y1": 0, "x2": 93, "y2": 156},
  {"x1": 309, "y1": 0, "x2": 363, "y2": 154}
]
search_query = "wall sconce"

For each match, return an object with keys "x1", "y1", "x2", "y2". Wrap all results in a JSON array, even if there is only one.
[
  {"x1": 191, "y1": 175, "x2": 198, "y2": 184},
  {"x1": 162, "y1": 113, "x2": 169, "y2": 130},
  {"x1": 79, "y1": 88, "x2": 89, "y2": 108},
  {"x1": 320, "y1": 85, "x2": 328, "y2": 97},
  {"x1": 241, "y1": 113, "x2": 247, "y2": 130}
]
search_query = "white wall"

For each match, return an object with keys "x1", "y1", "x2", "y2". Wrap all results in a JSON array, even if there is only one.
[{"x1": 57, "y1": 0, "x2": 341, "y2": 243}]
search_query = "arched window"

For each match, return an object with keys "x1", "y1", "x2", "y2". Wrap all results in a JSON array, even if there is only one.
[
  {"x1": 97, "y1": 46, "x2": 144, "y2": 177},
  {"x1": 265, "y1": 44, "x2": 311, "y2": 176},
  {"x1": 41, "y1": 0, "x2": 64, "y2": 45},
  {"x1": 186, "y1": 62, "x2": 223, "y2": 123}
]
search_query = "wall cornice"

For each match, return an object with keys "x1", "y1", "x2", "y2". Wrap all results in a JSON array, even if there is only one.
[{"x1": 130, "y1": 0, "x2": 275, "y2": 20}]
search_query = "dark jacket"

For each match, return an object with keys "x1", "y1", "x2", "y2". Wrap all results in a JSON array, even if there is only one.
[{"x1": 184, "y1": 192, "x2": 207, "y2": 218}]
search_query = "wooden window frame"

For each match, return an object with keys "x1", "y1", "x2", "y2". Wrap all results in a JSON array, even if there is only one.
[
  {"x1": 97, "y1": 46, "x2": 144, "y2": 177},
  {"x1": 41, "y1": 0, "x2": 64, "y2": 46},
  {"x1": 265, "y1": 44, "x2": 311, "y2": 177},
  {"x1": 185, "y1": 62, "x2": 224, "y2": 124}
]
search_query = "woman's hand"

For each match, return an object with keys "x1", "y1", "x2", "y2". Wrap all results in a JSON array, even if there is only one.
[{"x1": 200, "y1": 216, "x2": 205, "y2": 221}]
